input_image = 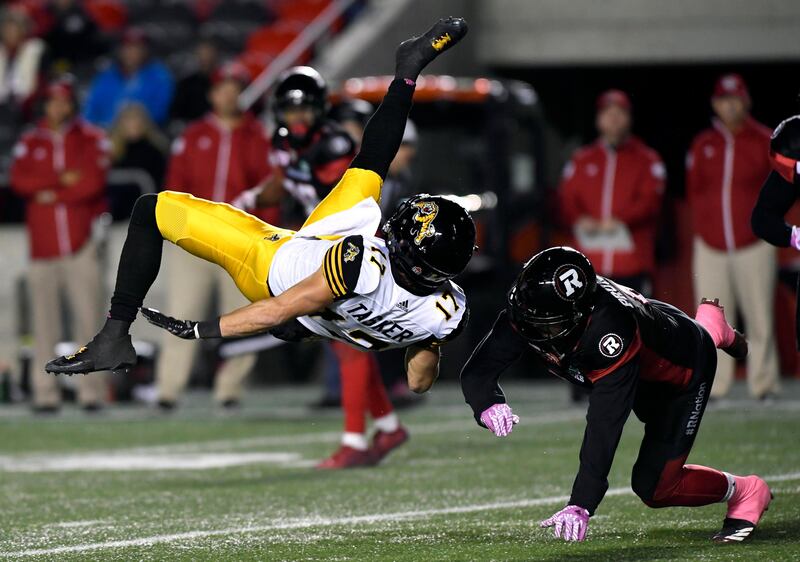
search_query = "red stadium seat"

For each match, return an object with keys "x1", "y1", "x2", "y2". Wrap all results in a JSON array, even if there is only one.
[
  {"x1": 84, "y1": 0, "x2": 129, "y2": 32},
  {"x1": 274, "y1": 0, "x2": 330, "y2": 23},
  {"x1": 244, "y1": 23, "x2": 311, "y2": 72}
]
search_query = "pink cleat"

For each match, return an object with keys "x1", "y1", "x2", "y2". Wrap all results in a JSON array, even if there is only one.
[
  {"x1": 712, "y1": 475, "x2": 772, "y2": 543},
  {"x1": 695, "y1": 298, "x2": 748, "y2": 359}
]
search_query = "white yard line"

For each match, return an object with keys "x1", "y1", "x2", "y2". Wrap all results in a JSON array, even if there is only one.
[
  {"x1": 0, "y1": 452, "x2": 303, "y2": 473},
  {"x1": 51, "y1": 520, "x2": 109, "y2": 529},
  {"x1": 0, "y1": 410, "x2": 588, "y2": 461},
  {"x1": 6, "y1": 471, "x2": 800, "y2": 558}
]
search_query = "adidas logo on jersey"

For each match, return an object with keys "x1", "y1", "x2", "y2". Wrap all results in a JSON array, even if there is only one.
[{"x1": 396, "y1": 300, "x2": 409, "y2": 312}]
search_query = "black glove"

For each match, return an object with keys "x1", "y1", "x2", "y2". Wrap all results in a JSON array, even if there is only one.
[{"x1": 140, "y1": 307, "x2": 221, "y2": 339}]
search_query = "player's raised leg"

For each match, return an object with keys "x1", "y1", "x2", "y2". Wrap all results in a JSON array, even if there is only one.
[
  {"x1": 45, "y1": 192, "x2": 291, "y2": 375},
  {"x1": 45, "y1": 193, "x2": 162, "y2": 375},
  {"x1": 695, "y1": 298, "x2": 748, "y2": 359},
  {"x1": 301, "y1": 17, "x2": 468, "y2": 229}
]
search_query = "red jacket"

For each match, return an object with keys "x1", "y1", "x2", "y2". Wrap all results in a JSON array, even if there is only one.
[
  {"x1": 10, "y1": 119, "x2": 109, "y2": 259},
  {"x1": 686, "y1": 117, "x2": 772, "y2": 251},
  {"x1": 559, "y1": 136, "x2": 665, "y2": 277},
  {"x1": 165, "y1": 113, "x2": 272, "y2": 203}
]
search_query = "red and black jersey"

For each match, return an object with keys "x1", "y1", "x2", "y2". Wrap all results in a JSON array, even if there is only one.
[
  {"x1": 460, "y1": 277, "x2": 711, "y2": 514},
  {"x1": 271, "y1": 121, "x2": 356, "y2": 213}
]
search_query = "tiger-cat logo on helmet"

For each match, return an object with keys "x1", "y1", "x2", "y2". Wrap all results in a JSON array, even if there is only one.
[{"x1": 412, "y1": 201, "x2": 439, "y2": 246}]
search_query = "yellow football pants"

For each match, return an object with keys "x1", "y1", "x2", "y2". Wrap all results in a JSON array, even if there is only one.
[{"x1": 154, "y1": 168, "x2": 382, "y2": 303}]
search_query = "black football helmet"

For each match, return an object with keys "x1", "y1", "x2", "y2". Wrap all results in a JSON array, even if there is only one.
[
  {"x1": 770, "y1": 114, "x2": 800, "y2": 184},
  {"x1": 507, "y1": 247, "x2": 597, "y2": 343},
  {"x1": 383, "y1": 195, "x2": 476, "y2": 295},
  {"x1": 272, "y1": 66, "x2": 328, "y2": 147}
]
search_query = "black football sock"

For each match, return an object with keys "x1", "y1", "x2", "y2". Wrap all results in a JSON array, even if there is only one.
[
  {"x1": 108, "y1": 194, "x2": 164, "y2": 327},
  {"x1": 350, "y1": 79, "x2": 415, "y2": 179}
]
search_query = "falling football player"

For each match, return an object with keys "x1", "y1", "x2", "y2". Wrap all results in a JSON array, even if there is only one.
[
  {"x1": 460, "y1": 247, "x2": 772, "y2": 543},
  {"x1": 47, "y1": 16, "x2": 474, "y2": 437}
]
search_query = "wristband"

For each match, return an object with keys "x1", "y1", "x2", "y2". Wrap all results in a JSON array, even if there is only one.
[
  {"x1": 792, "y1": 225, "x2": 800, "y2": 251},
  {"x1": 197, "y1": 319, "x2": 222, "y2": 339}
]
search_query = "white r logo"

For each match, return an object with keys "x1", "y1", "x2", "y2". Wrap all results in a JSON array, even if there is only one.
[
  {"x1": 599, "y1": 334, "x2": 623, "y2": 358},
  {"x1": 558, "y1": 268, "x2": 583, "y2": 297}
]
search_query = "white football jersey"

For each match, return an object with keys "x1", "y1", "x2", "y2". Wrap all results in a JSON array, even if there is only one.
[{"x1": 268, "y1": 199, "x2": 468, "y2": 351}]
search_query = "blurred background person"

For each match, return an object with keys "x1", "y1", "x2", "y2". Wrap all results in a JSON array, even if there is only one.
[
  {"x1": 238, "y1": 66, "x2": 356, "y2": 221},
  {"x1": 83, "y1": 27, "x2": 174, "y2": 128},
  {"x1": 0, "y1": 6, "x2": 46, "y2": 120},
  {"x1": 559, "y1": 89, "x2": 665, "y2": 296},
  {"x1": 108, "y1": 102, "x2": 168, "y2": 220},
  {"x1": 43, "y1": 0, "x2": 106, "y2": 73},
  {"x1": 9, "y1": 76, "x2": 109, "y2": 413},
  {"x1": 686, "y1": 73, "x2": 779, "y2": 401},
  {"x1": 329, "y1": 97, "x2": 374, "y2": 150},
  {"x1": 155, "y1": 62, "x2": 270, "y2": 412},
  {"x1": 170, "y1": 36, "x2": 219, "y2": 127}
]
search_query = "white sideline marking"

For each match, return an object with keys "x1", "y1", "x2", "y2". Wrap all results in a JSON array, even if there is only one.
[
  {"x1": 0, "y1": 452, "x2": 302, "y2": 472},
  {"x1": 52, "y1": 520, "x2": 108, "y2": 529},
  {"x1": 6, "y1": 471, "x2": 800, "y2": 558}
]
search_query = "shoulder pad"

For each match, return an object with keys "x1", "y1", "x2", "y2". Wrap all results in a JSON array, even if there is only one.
[
  {"x1": 420, "y1": 283, "x2": 469, "y2": 347},
  {"x1": 576, "y1": 301, "x2": 640, "y2": 381},
  {"x1": 426, "y1": 305, "x2": 469, "y2": 348},
  {"x1": 322, "y1": 235, "x2": 366, "y2": 300}
]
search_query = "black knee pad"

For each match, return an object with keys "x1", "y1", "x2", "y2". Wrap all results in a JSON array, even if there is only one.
[{"x1": 130, "y1": 193, "x2": 158, "y2": 228}]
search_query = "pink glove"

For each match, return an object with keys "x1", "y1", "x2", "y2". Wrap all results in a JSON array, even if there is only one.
[
  {"x1": 540, "y1": 505, "x2": 590, "y2": 542},
  {"x1": 480, "y1": 404, "x2": 520, "y2": 437},
  {"x1": 791, "y1": 225, "x2": 800, "y2": 251}
]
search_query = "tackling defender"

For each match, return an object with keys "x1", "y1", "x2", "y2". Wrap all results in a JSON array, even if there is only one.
[
  {"x1": 47, "y1": 18, "x2": 474, "y2": 401},
  {"x1": 460, "y1": 247, "x2": 772, "y2": 543}
]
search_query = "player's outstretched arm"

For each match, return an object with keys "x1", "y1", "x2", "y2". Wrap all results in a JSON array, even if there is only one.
[
  {"x1": 460, "y1": 311, "x2": 526, "y2": 425},
  {"x1": 404, "y1": 345, "x2": 440, "y2": 393},
  {"x1": 141, "y1": 267, "x2": 335, "y2": 339}
]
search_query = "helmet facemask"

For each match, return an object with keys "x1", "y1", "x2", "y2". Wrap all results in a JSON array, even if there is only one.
[
  {"x1": 508, "y1": 286, "x2": 589, "y2": 342},
  {"x1": 506, "y1": 247, "x2": 598, "y2": 346}
]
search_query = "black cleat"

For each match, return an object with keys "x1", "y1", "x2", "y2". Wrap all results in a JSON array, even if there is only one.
[
  {"x1": 31, "y1": 404, "x2": 61, "y2": 416},
  {"x1": 395, "y1": 17, "x2": 469, "y2": 80},
  {"x1": 46, "y1": 319, "x2": 136, "y2": 375},
  {"x1": 712, "y1": 517, "x2": 758, "y2": 543},
  {"x1": 220, "y1": 399, "x2": 241, "y2": 411},
  {"x1": 157, "y1": 400, "x2": 176, "y2": 413},
  {"x1": 81, "y1": 402, "x2": 104, "y2": 414}
]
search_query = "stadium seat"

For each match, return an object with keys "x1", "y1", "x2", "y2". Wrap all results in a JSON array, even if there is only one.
[
  {"x1": 201, "y1": 19, "x2": 263, "y2": 52},
  {"x1": 84, "y1": 0, "x2": 129, "y2": 32},
  {"x1": 273, "y1": 0, "x2": 331, "y2": 22},
  {"x1": 208, "y1": 0, "x2": 273, "y2": 24},
  {"x1": 135, "y1": 21, "x2": 197, "y2": 58}
]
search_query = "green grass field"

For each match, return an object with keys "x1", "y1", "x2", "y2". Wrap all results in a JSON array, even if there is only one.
[{"x1": 1, "y1": 380, "x2": 799, "y2": 561}]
